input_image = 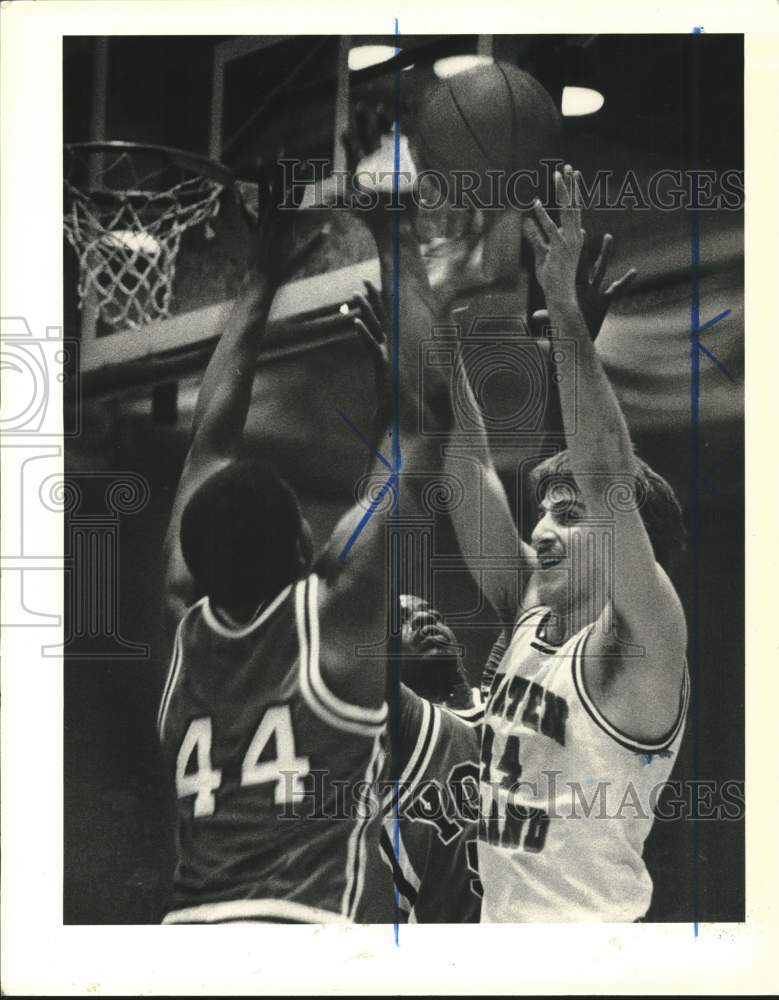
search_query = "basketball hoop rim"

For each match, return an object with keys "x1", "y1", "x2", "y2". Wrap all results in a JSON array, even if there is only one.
[{"x1": 63, "y1": 140, "x2": 236, "y2": 193}]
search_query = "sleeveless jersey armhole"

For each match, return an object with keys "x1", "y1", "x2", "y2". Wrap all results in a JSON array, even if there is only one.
[
  {"x1": 296, "y1": 573, "x2": 388, "y2": 737},
  {"x1": 157, "y1": 599, "x2": 202, "y2": 740},
  {"x1": 571, "y1": 627, "x2": 691, "y2": 753}
]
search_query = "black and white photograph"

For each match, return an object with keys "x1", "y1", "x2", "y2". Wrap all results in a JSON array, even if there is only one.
[{"x1": 1, "y1": 2, "x2": 777, "y2": 995}]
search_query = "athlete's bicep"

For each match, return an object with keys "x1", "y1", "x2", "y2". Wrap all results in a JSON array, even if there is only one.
[
  {"x1": 315, "y1": 550, "x2": 389, "y2": 715},
  {"x1": 608, "y1": 512, "x2": 687, "y2": 660},
  {"x1": 443, "y1": 445, "x2": 536, "y2": 625},
  {"x1": 585, "y1": 565, "x2": 687, "y2": 741}
]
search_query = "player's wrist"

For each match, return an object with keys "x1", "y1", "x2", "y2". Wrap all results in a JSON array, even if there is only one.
[{"x1": 545, "y1": 289, "x2": 586, "y2": 331}]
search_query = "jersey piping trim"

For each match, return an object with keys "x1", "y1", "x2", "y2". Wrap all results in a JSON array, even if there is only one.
[
  {"x1": 443, "y1": 703, "x2": 484, "y2": 728},
  {"x1": 157, "y1": 608, "x2": 190, "y2": 739},
  {"x1": 341, "y1": 731, "x2": 385, "y2": 920},
  {"x1": 305, "y1": 573, "x2": 387, "y2": 726},
  {"x1": 379, "y1": 824, "x2": 419, "y2": 915},
  {"x1": 571, "y1": 628, "x2": 691, "y2": 753},
  {"x1": 511, "y1": 604, "x2": 547, "y2": 639},
  {"x1": 201, "y1": 584, "x2": 292, "y2": 639},
  {"x1": 162, "y1": 899, "x2": 350, "y2": 925},
  {"x1": 297, "y1": 577, "x2": 387, "y2": 736},
  {"x1": 382, "y1": 699, "x2": 440, "y2": 814},
  {"x1": 306, "y1": 573, "x2": 386, "y2": 724}
]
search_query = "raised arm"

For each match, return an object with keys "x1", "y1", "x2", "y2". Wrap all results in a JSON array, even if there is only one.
[
  {"x1": 522, "y1": 165, "x2": 687, "y2": 740},
  {"x1": 442, "y1": 220, "x2": 638, "y2": 626},
  {"x1": 162, "y1": 172, "x2": 321, "y2": 636},
  {"x1": 315, "y1": 116, "x2": 458, "y2": 692}
]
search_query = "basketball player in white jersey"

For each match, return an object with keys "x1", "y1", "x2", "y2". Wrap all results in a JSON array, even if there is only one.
[
  {"x1": 444, "y1": 165, "x2": 688, "y2": 921},
  {"x1": 157, "y1": 154, "x2": 455, "y2": 924}
]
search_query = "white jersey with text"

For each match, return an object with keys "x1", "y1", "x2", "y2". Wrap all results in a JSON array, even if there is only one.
[{"x1": 479, "y1": 605, "x2": 689, "y2": 923}]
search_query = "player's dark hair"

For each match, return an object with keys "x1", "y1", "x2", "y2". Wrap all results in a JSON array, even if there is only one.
[
  {"x1": 180, "y1": 459, "x2": 312, "y2": 614},
  {"x1": 529, "y1": 449, "x2": 686, "y2": 576}
]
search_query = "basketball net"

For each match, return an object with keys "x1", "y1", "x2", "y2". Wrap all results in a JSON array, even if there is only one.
[{"x1": 64, "y1": 143, "x2": 230, "y2": 331}]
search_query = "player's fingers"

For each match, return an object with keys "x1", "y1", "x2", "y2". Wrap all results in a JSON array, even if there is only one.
[
  {"x1": 524, "y1": 215, "x2": 550, "y2": 256},
  {"x1": 557, "y1": 166, "x2": 581, "y2": 243},
  {"x1": 530, "y1": 309, "x2": 551, "y2": 338},
  {"x1": 352, "y1": 317, "x2": 385, "y2": 360},
  {"x1": 605, "y1": 267, "x2": 638, "y2": 298},
  {"x1": 571, "y1": 168, "x2": 584, "y2": 210},
  {"x1": 533, "y1": 194, "x2": 559, "y2": 244},
  {"x1": 557, "y1": 165, "x2": 572, "y2": 202},
  {"x1": 353, "y1": 292, "x2": 382, "y2": 339},
  {"x1": 364, "y1": 281, "x2": 388, "y2": 331},
  {"x1": 590, "y1": 234, "x2": 613, "y2": 286},
  {"x1": 563, "y1": 165, "x2": 581, "y2": 223},
  {"x1": 363, "y1": 279, "x2": 383, "y2": 310}
]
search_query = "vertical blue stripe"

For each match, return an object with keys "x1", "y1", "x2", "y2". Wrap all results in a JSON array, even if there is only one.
[
  {"x1": 689, "y1": 25, "x2": 703, "y2": 940},
  {"x1": 390, "y1": 14, "x2": 403, "y2": 948}
]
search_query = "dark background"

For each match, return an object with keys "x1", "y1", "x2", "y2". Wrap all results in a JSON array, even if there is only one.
[{"x1": 63, "y1": 34, "x2": 744, "y2": 923}]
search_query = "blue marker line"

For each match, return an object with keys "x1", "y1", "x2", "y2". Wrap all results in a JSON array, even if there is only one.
[
  {"x1": 390, "y1": 14, "x2": 403, "y2": 948},
  {"x1": 337, "y1": 474, "x2": 397, "y2": 561},
  {"x1": 699, "y1": 308, "x2": 731, "y2": 334},
  {"x1": 697, "y1": 342, "x2": 735, "y2": 382},
  {"x1": 336, "y1": 409, "x2": 393, "y2": 471},
  {"x1": 689, "y1": 24, "x2": 703, "y2": 940}
]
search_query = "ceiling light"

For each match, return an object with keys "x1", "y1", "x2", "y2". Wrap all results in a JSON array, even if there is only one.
[
  {"x1": 432, "y1": 55, "x2": 493, "y2": 79},
  {"x1": 561, "y1": 86, "x2": 605, "y2": 117},
  {"x1": 348, "y1": 45, "x2": 398, "y2": 72}
]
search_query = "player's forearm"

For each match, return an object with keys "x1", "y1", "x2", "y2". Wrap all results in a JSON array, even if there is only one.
[
  {"x1": 547, "y1": 290, "x2": 635, "y2": 506},
  {"x1": 190, "y1": 273, "x2": 275, "y2": 452},
  {"x1": 443, "y1": 365, "x2": 533, "y2": 621},
  {"x1": 373, "y1": 217, "x2": 448, "y2": 437},
  {"x1": 375, "y1": 218, "x2": 440, "y2": 345}
]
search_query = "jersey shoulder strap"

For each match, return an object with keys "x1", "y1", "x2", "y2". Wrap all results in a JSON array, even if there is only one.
[
  {"x1": 296, "y1": 573, "x2": 388, "y2": 737},
  {"x1": 157, "y1": 599, "x2": 203, "y2": 740}
]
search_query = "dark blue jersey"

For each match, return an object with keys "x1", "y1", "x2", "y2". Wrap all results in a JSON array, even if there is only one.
[
  {"x1": 380, "y1": 686, "x2": 483, "y2": 923},
  {"x1": 158, "y1": 574, "x2": 390, "y2": 924}
]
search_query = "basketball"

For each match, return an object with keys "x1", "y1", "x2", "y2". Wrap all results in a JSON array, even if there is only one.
[{"x1": 417, "y1": 62, "x2": 563, "y2": 203}]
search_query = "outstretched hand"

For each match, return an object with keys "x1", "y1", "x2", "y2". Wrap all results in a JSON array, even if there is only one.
[
  {"x1": 523, "y1": 164, "x2": 585, "y2": 302},
  {"x1": 341, "y1": 102, "x2": 419, "y2": 225},
  {"x1": 350, "y1": 280, "x2": 392, "y2": 436},
  {"x1": 423, "y1": 208, "x2": 497, "y2": 309},
  {"x1": 525, "y1": 166, "x2": 637, "y2": 339},
  {"x1": 248, "y1": 157, "x2": 328, "y2": 288},
  {"x1": 574, "y1": 233, "x2": 637, "y2": 339}
]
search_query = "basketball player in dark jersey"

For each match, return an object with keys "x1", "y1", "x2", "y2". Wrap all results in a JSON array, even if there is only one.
[
  {"x1": 157, "y1": 151, "x2": 456, "y2": 924},
  {"x1": 379, "y1": 596, "x2": 482, "y2": 923}
]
